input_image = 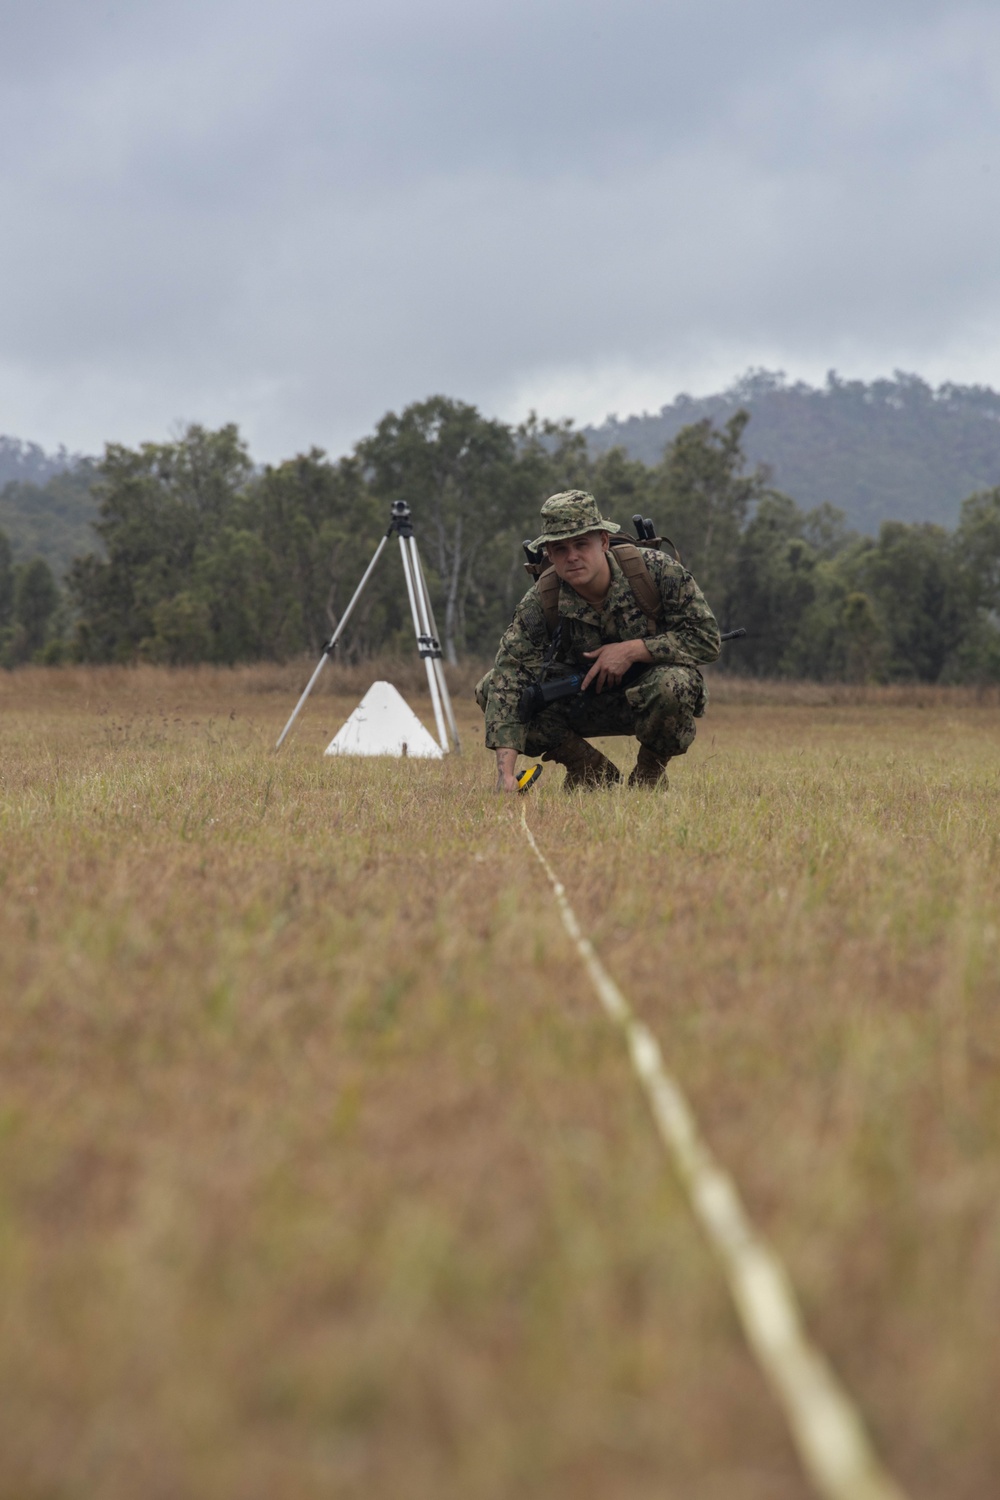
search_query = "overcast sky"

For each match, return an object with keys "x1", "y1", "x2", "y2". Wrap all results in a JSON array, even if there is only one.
[{"x1": 2, "y1": 0, "x2": 999, "y2": 460}]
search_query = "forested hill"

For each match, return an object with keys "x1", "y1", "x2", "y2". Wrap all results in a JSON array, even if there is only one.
[
  {"x1": 0, "y1": 437, "x2": 97, "y2": 572},
  {"x1": 0, "y1": 464, "x2": 98, "y2": 572},
  {"x1": 584, "y1": 371, "x2": 1000, "y2": 535}
]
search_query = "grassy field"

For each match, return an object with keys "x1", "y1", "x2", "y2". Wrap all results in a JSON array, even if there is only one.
[{"x1": 1, "y1": 662, "x2": 999, "y2": 1500}]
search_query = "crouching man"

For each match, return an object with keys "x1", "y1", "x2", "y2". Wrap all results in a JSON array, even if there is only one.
[{"x1": 476, "y1": 491, "x2": 721, "y2": 792}]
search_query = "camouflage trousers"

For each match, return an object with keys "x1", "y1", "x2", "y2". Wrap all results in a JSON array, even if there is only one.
[{"x1": 476, "y1": 664, "x2": 706, "y2": 761}]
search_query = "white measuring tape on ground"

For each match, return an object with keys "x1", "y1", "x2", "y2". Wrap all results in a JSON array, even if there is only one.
[{"x1": 520, "y1": 807, "x2": 909, "y2": 1500}]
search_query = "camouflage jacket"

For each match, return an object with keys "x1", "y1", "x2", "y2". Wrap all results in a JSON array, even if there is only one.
[{"x1": 484, "y1": 548, "x2": 721, "y2": 750}]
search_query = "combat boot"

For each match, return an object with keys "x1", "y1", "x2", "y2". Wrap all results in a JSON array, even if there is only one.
[
  {"x1": 543, "y1": 731, "x2": 621, "y2": 790},
  {"x1": 628, "y1": 744, "x2": 670, "y2": 788}
]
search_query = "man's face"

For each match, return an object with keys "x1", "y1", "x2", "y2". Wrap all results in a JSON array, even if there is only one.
[{"x1": 545, "y1": 530, "x2": 611, "y2": 593}]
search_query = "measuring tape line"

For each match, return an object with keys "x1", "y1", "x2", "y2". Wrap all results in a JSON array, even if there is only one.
[{"x1": 520, "y1": 807, "x2": 908, "y2": 1500}]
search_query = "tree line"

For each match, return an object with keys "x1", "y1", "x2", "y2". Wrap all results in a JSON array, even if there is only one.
[{"x1": 2, "y1": 395, "x2": 999, "y2": 682}]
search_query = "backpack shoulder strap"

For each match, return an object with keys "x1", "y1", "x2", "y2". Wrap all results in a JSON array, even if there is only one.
[
  {"x1": 536, "y1": 566, "x2": 561, "y2": 635},
  {"x1": 611, "y1": 543, "x2": 662, "y2": 621},
  {"x1": 536, "y1": 549, "x2": 663, "y2": 634}
]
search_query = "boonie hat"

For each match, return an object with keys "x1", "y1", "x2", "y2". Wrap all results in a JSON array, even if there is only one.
[{"x1": 531, "y1": 490, "x2": 621, "y2": 550}]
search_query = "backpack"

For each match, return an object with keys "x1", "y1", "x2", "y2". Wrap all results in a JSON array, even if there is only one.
[{"x1": 522, "y1": 517, "x2": 682, "y2": 635}]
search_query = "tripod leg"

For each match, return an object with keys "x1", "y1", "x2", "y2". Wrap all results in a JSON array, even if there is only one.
[
  {"x1": 398, "y1": 536, "x2": 449, "y2": 752},
  {"x1": 275, "y1": 651, "x2": 330, "y2": 751},
  {"x1": 274, "y1": 531, "x2": 391, "y2": 750},
  {"x1": 412, "y1": 543, "x2": 461, "y2": 752},
  {"x1": 431, "y1": 655, "x2": 460, "y2": 751},
  {"x1": 409, "y1": 538, "x2": 461, "y2": 751},
  {"x1": 423, "y1": 657, "x2": 449, "y2": 754}
]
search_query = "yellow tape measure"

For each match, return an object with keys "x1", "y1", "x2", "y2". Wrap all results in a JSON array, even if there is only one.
[{"x1": 517, "y1": 764, "x2": 542, "y2": 794}]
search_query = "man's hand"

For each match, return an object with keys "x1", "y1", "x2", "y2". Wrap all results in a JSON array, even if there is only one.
[
  {"x1": 494, "y1": 747, "x2": 521, "y2": 793},
  {"x1": 582, "y1": 638, "x2": 653, "y2": 692}
]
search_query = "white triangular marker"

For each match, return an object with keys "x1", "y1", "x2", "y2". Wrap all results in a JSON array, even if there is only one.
[{"x1": 324, "y1": 681, "x2": 444, "y2": 759}]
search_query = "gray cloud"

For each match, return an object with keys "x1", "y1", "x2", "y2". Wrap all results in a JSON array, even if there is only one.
[{"x1": 1, "y1": 0, "x2": 998, "y2": 458}]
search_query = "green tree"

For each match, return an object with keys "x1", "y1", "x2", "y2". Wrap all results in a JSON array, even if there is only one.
[
  {"x1": 591, "y1": 446, "x2": 655, "y2": 527},
  {"x1": 4, "y1": 557, "x2": 61, "y2": 664},
  {"x1": 69, "y1": 425, "x2": 253, "y2": 662},
  {"x1": 650, "y1": 412, "x2": 766, "y2": 621},
  {"x1": 146, "y1": 592, "x2": 213, "y2": 665},
  {"x1": 729, "y1": 494, "x2": 819, "y2": 675},
  {"x1": 0, "y1": 529, "x2": 12, "y2": 630},
  {"x1": 951, "y1": 487, "x2": 1000, "y2": 678},
  {"x1": 859, "y1": 522, "x2": 971, "y2": 681},
  {"x1": 255, "y1": 451, "x2": 393, "y2": 661},
  {"x1": 801, "y1": 502, "x2": 857, "y2": 560},
  {"x1": 516, "y1": 414, "x2": 593, "y2": 497},
  {"x1": 956, "y1": 485, "x2": 1000, "y2": 612},
  {"x1": 838, "y1": 591, "x2": 887, "y2": 683},
  {"x1": 359, "y1": 397, "x2": 525, "y2": 662}
]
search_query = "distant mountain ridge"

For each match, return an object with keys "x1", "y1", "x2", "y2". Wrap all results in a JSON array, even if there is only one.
[{"x1": 584, "y1": 370, "x2": 1000, "y2": 534}]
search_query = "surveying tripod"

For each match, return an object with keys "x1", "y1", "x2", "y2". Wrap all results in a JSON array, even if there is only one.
[{"x1": 275, "y1": 499, "x2": 461, "y2": 753}]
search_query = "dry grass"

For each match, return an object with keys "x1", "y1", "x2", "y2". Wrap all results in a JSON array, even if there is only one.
[
  {"x1": 704, "y1": 671, "x2": 1000, "y2": 709},
  {"x1": 1, "y1": 662, "x2": 998, "y2": 1499}
]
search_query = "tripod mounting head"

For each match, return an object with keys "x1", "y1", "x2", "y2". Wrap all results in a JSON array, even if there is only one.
[{"x1": 388, "y1": 499, "x2": 415, "y2": 538}]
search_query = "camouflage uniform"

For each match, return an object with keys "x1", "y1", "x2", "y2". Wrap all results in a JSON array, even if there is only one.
[{"x1": 476, "y1": 536, "x2": 721, "y2": 763}]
